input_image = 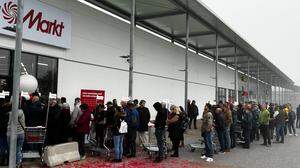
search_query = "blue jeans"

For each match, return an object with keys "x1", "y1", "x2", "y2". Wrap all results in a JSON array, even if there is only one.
[
  {"x1": 7, "y1": 134, "x2": 25, "y2": 165},
  {"x1": 224, "y1": 127, "x2": 231, "y2": 150},
  {"x1": 155, "y1": 128, "x2": 165, "y2": 158},
  {"x1": 0, "y1": 135, "x2": 8, "y2": 155},
  {"x1": 217, "y1": 129, "x2": 226, "y2": 152},
  {"x1": 276, "y1": 124, "x2": 285, "y2": 142},
  {"x1": 113, "y1": 135, "x2": 124, "y2": 160},
  {"x1": 203, "y1": 131, "x2": 213, "y2": 158}
]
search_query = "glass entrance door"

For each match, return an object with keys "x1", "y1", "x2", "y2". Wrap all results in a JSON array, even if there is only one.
[{"x1": 0, "y1": 49, "x2": 11, "y2": 93}]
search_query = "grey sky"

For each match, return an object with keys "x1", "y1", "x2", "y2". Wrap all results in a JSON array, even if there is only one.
[{"x1": 200, "y1": 0, "x2": 300, "y2": 86}]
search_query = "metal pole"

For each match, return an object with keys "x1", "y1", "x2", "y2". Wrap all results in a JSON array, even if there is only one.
[
  {"x1": 215, "y1": 34, "x2": 219, "y2": 103},
  {"x1": 234, "y1": 46, "x2": 238, "y2": 103},
  {"x1": 256, "y1": 62, "x2": 259, "y2": 103},
  {"x1": 184, "y1": 12, "x2": 189, "y2": 112},
  {"x1": 274, "y1": 85, "x2": 277, "y2": 104},
  {"x1": 247, "y1": 56, "x2": 250, "y2": 102},
  {"x1": 128, "y1": 0, "x2": 135, "y2": 98},
  {"x1": 279, "y1": 86, "x2": 281, "y2": 105},
  {"x1": 9, "y1": 0, "x2": 24, "y2": 167}
]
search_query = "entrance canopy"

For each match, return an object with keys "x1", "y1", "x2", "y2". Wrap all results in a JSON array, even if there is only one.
[{"x1": 87, "y1": 0, "x2": 294, "y2": 88}]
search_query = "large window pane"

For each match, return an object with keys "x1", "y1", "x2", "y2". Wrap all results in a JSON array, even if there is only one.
[
  {"x1": 37, "y1": 56, "x2": 58, "y2": 98},
  {"x1": 21, "y1": 53, "x2": 37, "y2": 76},
  {"x1": 0, "y1": 49, "x2": 10, "y2": 76}
]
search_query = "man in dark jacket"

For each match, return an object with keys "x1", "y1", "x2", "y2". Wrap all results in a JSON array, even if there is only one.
[
  {"x1": 275, "y1": 106, "x2": 285, "y2": 143},
  {"x1": 26, "y1": 93, "x2": 45, "y2": 126},
  {"x1": 214, "y1": 107, "x2": 226, "y2": 153},
  {"x1": 124, "y1": 100, "x2": 139, "y2": 158},
  {"x1": 46, "y1": 99, "x2": 63, "y2": 146},
  {"x1": 288, "y1": 108, "x2": 297, "y2": 136},
  {"x1": 188, "y1": 100, "x2": 199, "y2": 129},
  {"x1": 137, "y1": 100, "x2": 150, "y2": 145},
  {"x1": 153, "y1": 102, "x2": 167, "y2": 163},
  {"x1": 243, "y1": 104, "x2": 253, "y2": 149},
  {"x1": 0, "y1": 97, "x2": 10, "y2": 166},
  {"x1": 251, "y1": 103, "x2": 260, "y2": 142}
]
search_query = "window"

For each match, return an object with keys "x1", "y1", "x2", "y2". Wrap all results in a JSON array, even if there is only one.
[
  {"x1": 218, "y1": 87, "x2": 227, "y2": 104},
  {"x1": 37, "y1": 56, "x2": 58, "y2": 100},
  {"x1": 21, "y1": 53, "x2": 37, "y2": 76},
  {"x1": 0, "y1": 48, "x2": 58, "y2": 101},
  {"x1": 228, "y1": 89, "x2": 236, "y2": 103},
  {"x1": 0, "y1": 49, "x2": 10, "y2": 76}
]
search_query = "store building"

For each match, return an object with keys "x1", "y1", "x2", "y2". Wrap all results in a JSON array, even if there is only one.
[{"x1": 0, "y1": 0, "x2": 294, "y2": 115}]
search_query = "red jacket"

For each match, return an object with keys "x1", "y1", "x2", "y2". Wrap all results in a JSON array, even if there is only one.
[{"x1": 75, "y1": 110, "x2": 91, "y2": 134}]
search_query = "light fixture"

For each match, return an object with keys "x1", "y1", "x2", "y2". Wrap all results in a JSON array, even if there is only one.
[{"x1": 38, "y1": 62, "x2": 49, "y2": 67}]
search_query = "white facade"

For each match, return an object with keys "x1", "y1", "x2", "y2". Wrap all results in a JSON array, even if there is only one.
[{"x1": 0, "y1": 0, "x2": 270, "y2": 117}]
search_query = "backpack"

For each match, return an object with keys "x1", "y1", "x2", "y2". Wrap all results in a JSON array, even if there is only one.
[
  {"x1": 181, "y1": 113, "x2": 190, "y2": 130},
  {"x1": 119, "y1": 120, "x2": 128, "y2": 134}
]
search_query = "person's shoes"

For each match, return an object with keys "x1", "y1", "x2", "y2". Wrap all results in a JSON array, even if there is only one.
[
  {"x1": 224, "y1": 149, "x2": 230, "y2": 152},
  {"x1": 154, "y1": 157, "x2": 163, "y2": 163},
  {"x1": 289, "y1": 134, "x2": 293, "y2": 136},
  {"x1": 294, "y1": 134, "x2": 298, "y2": 137},
  {"x1": 113, "y1": 159, "x2": 119, "y2": 163},
  {"x1": 171, "y1": 154, "x2": 179, "y2": 157},
  {"x1": 260, "y1": 143, "x2": 267, "y2": 146},
  {"x1": 206, "y1": 157, "x2": 214, "y2": 162},
  {"x1": 200, "y1": 155, "x2": 207, "y2": 159},
  {"x1": 80, "y1": 155, "x2": 86, "y2": 160},
  {"x1": 219, "y1": 151, "x2": 225, "y2": 154},
  {"x1": 243, "y1": 145, "x2": 250, "y2": 149},
  {"x1": 280, "y1": 141, "x2": 284, "y2": 143}
]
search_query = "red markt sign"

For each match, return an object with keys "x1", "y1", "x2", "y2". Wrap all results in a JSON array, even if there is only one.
[{"x1": 80, "y1": 89, "x2": 105, "y2": 111}]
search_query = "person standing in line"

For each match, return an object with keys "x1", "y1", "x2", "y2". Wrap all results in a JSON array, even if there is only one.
[
  {"x1": 70, "y1": 98, "x2": 81, "y2": 140},
  {"x1": 0, "y1": 97, "x2": 10, "y2": 166},
  {"x1": 230, "y1": 104, "x2": 238, "y2": 148},
  {"x1": 275, "y1": 106, "x2": 285, "y2": 143},
  {"x1": 201, "y1": 104, "x2": 214, "y2": 162},
  {"x1": 7, "y1": 101, "x2": 26, "y2": 168},
  {"x1": 112, "y1": 106, "x2": 126, "y2": 162},
  {"x1": 124, "y1": 101, "x2": 139, "y2": 158},
  {"x1": 251, "y1": 103, "x2": 260, "y2": 142},
  {"x1": 296, "y1": 105, "x2": 300, "y2": 128},
  {"x1": 188, "y1": 100, "x2": 199, "y2": 129},
  {"x1": 74, "y1": 103, "x2": 91, "y2": 159},
  {"x1": 223, "y1": 104, "x2": 232, "y2": 152},
  {"x1": 137, "y1": 100, "x2": 150, "y2": 146},
  {"x1": 259, "y1": 104, "x2": 271, "y2": 147},
  {"x1": 214, "y1": 107, "x2": 226, "y2": 153},
  {"x1": 288, "y1": 107, "x2": 297, "y2": 136},
  {"x1": 153, "y1": 102, "x2": 167, "y2": 163},
  {"x1": 268, "y1": 103, "x2": 275, "y2": 139},
  {"x1": 167, "y1": 105, "x2": 182, "y2": 157},
  {"x1": 46, "y1": 99, "x2": 62, "y2": 146},
  {"x1": 61, "y1": 103, "x2": 71, "y2": 143},
  {"x1": 242, "y1": 104, "x2": 253, "y2": 149},
  {"x1": 92, "y1": 104, "x2": 107, "y2": 147}
]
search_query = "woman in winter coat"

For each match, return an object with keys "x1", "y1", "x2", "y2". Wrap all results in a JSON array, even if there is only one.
[
  {"x1": 75, "y1": 103, "x2": 91, "y2": 159},
  {"x1": 167, "y1": 105, "x2": 182, "y2": 157},
  {"x1": 7, "y1": 104, "x2": 26, "y2": 167},
  {"x1": 112, "y1": 106, "x2": 126, "y2": 162}
]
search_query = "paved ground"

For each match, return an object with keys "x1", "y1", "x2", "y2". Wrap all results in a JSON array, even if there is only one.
[{"x1": 19, "y1": 124, "x2": 300, "y2": 168}]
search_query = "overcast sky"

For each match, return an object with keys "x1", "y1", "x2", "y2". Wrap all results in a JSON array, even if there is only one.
[{"x1": 199, "y1": 0, "x2": 300, "y2": 86}]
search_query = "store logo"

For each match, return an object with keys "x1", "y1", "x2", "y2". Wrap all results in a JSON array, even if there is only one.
[
  {"x1": 1, "y1": 1, "x2": 65, "y2": 37},
  {"x1": 2, "y1": 1, "x2": 17, "y2": 24}
]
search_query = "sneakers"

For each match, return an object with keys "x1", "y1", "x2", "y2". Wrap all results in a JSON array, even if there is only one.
[
  {"x1": 206, "y1": 157, "x2": 214, "y2": 162},
  {"x1": 294, "y1": 134, "x2": 298, "y2": 137},
  {"x1": 200, "y1": 155, "x2": 207, "y2": 159},
  {"x1": 289, "y1": 134, "x2": 293, "y2": 136}
]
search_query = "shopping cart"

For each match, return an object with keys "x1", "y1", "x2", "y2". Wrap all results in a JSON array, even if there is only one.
[{"x1": 23, "y1": 126, "x2": 47, "y2": 160}]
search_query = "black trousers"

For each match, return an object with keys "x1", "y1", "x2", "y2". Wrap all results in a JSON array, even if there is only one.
[
  {"x1": 230, "y1": 126, "x2": 236, "y2": 148},
  {"x1": 244, "y1": 129, "x2": 251, "y2": 148},
  {"x1": 260, "y1": 125, "x2": 271, "y2": 145},
  {"x1": 296, "y1": 117, "x2": 300, "y2": 128},
  {"x1": 250, "y1": 127, "x2": 259, "y2": 142},
  {"x1": 75, "y1": 132, "x2": 86, "y2": 157},
  {"x1": 189, "y1": 116, "x2": 197, "y2": 129},
  {"x1": 125, "y1": 128, "x2": 137, "y2": 156},
  {"x1": 171, "y1": 140, "x2": 180, "y2": 155}
]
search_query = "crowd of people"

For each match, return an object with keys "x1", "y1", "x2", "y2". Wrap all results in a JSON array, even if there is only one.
[
  {"x1": 0, "y1": 92, "x2": 299, "y2": 166},
  {"x1": 200, "y1": 101, "x2": 299, "y2": 162}
]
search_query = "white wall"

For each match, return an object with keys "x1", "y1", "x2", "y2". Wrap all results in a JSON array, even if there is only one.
[{"x1": 0, "y1": 0, "x2": 240, "y2": 118}]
